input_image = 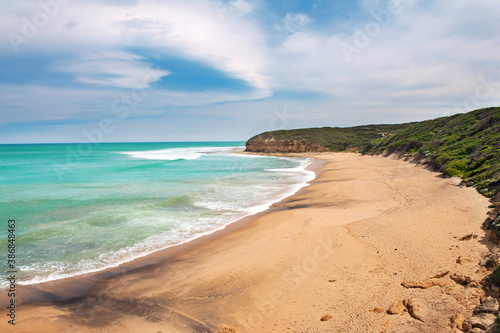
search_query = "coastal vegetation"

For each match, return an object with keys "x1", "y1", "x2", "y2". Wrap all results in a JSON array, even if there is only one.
[
  {"x1": 246, "y1": 107, "x2": 500, "y2": 197},
  {"x1": 368, "y1": 107, "x2": 500, "y2": 198},
  {"x1": 247, "y1": 123, "x2": 410, "y2": 152}
]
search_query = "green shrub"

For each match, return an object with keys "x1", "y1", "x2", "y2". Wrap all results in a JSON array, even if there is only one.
[{"x1": 248, "y1": 107, "x2": 500, "y2": 196}]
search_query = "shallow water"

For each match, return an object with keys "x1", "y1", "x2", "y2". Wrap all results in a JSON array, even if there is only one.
[{"x1": 0, "y1": 142, "x2": 314, "y2": 288}]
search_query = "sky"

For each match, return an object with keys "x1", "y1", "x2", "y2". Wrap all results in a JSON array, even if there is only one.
[{"x1": 1, "y1": 0, "x2": 500, "y2": 143}]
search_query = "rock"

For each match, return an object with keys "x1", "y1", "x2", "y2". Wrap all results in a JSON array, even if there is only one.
[
  {"x1": 450, "y1": 274, "x2": 472, "y2": 285},
  {"x1": 470, "y1": 328, "x2": 486, "y2": 333},
  {"x1": 459, "y1": 234, "x2": 477, "y2": 241},
  {"x1": 370, "y1": 307, "x2": 384, "y2": 313},
  {"x1": 473, "y1": 297, "x2": 499, "y2": 314},
  {"x1": 401, "y1": 279, "x2": 442, "y2": 289},
  {"x1": 457, "y1": 256, "x2": 474, "y2": 264},
  {"x1": 468, "y1": 281, "x2": 480, "y2": 288},
  {"x1": 404, "y1": 298, "x2": 428, "y2": 322},
  {"x1": 442, "y1": 285, "x2": 456, "y2": 294},
  {"x1": 462, "y1": 313, "x2": 497, "y2": 330},
  {"x1": 477, "y1": 266, "x2": 488, "y2": 274},
  {"x1": 387, "y1": 300, "x2": 407, "y2": 315},
  {"x1": 320, "y1": 314, "x2": 332, "y2": 321},
  {"x1": 450, "y1": 313, "x2": 465, "y2": 330},
  {"x1": 491, "y1": 230, "x2": 500, "y2": 245},
  {"x1": 448, "y1": 176, "x2": 462, "y2": 186},
  {"x1": 245, "y1": 136, "x2": 329, "y2": 153},
  {"x1": 485, "y1": 254, "x2": 500, "y2": 269},
  {"x1": 217, "y1": 328, "x2": 237, "y2": 333},
  {"x1": 430, "y1": 271, "x2": 449, "y2": 279}
]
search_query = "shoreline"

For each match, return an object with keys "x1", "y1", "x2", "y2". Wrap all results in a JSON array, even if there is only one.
[
  {"x1": 0, "y1": 155, "x2": 325, "y2": 305},
  {"x1": 1, "y1": 153, "x2": 493, "y2": 332}
]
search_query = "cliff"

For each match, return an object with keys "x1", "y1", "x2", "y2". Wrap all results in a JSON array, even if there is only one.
[
  {"x1": 245, "y1": 124, "x2": 410, "y2": 153},
  {"x1": 246, "y1": 107, "x2": 500, "y2": 197},
  {"x1": 245, "y1": 136, "x2": 328, "y2": 153}
]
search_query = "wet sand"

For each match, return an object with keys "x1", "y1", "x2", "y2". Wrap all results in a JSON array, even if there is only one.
[{"x1": 0, "y1": 153, "x2": 492, "y2": 332}]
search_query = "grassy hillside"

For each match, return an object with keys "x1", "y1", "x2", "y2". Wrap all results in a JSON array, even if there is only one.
[
  {"x1": 247, "y1": 107, "x2": 500, "y2": 197},
  {"x1": 248, "y1": 124, "x2": 411, "y2": 152},
  {"x1": 367, "y1": 107, "x2": 500, "y2": 197}
]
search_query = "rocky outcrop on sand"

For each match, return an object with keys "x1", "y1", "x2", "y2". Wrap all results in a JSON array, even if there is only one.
[
  {"x1": 385, "y1": 298, "x2": 429, "y2": 322},
  {"x1": 386, "y1": 300, "x2": 407, "y2": 314},
  {"x1": 484, "y1": 206, "x2": 500, "y2": 244},
  {"x1": 450, "y1": 313, "x2": 466, "y2": 330},
  {"x1": 401, "y1": 278, "x2": 449, "y2": 289},
  {"x1": 473, "y1": 297, "x2": 499, "y2": 315},
  {"x1": 217, "y1": 328, "x2": 237, "y2": 333},
  {"x1": 404, "y1": 298, "x2": 428, "y2": 322},
  {"x1": 462, "y1": 313, "x2": 497, "y2": 331},
  {"x1": 450, "y1": 273, "x2": 474, "y2": 286},
  {"x1": 379, "y1": 244, "x2": 500, "y2": 332}
]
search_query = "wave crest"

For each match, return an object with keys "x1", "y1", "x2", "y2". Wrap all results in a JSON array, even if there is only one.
[{"x1": 119, "y1": 146, "x2": 242, "y2": 161}]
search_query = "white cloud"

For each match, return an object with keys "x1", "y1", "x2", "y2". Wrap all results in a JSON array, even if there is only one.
[
  {"x1": 0, "y1": 0, "x2": 271, "y2": 95},
  {"x1": 281, "y1": 32, "x2": 320, "y2": 54},
  {"x1": 271, "y1": 0, "x2": 500, "y2": 116},
  {"x1": 0, "y1": 83, "x2": 270, "y2": 126},
  {"x1": 51, "y1": 52, "x2": 170, "y2": 89},
  {"x1": 2, "y1": 0, "x2": 500, "y2": 142},
  {"x1": 283, "y1": 13, "x2": 312, "y2": 28}
]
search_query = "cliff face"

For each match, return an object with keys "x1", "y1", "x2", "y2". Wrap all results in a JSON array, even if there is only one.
[{"x1": 245, "y1": 136, "x2": 329, "y2": 153}]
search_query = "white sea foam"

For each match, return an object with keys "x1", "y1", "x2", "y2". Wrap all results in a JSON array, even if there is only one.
[
  {"x1": 10, "y1": 155, "x2": 316, "y2": 289},
  {"x1": 194, "y1": 201, "x2": 241, "y2": 211},
  {"x1": 266, "y1": 166, "x2": 307, "y2": 172},
  {"x1": 120, "y1": 146, "x2": 244, "y2": 161}
]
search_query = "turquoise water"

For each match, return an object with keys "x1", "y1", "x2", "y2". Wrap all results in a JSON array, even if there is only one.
[{"x1": 0, "y1": 142, "x2": 314, "y2": 288}]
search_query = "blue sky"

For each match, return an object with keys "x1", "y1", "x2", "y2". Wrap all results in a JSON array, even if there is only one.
[{"x1": 1, "y1": 0, "x2": 500, "y2": 143}]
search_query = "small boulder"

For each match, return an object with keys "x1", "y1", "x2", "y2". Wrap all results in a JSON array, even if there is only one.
[
  {"x1": 320, "y1": 314, "x2": 332, "y2": 321},
  {"x1": 485, "y1": 254, "x2": 500, "y2": 269},
  {"x1": 462, "y1": 313, "x2": 497, "y2": 330},
  {"x1": 468, "y1": 281, "x2": 480, "y2": 288},
  {"x1": 370, "y1": 307, "x2": 384, "y2": 313},
  {"x1": 470, "y1": 328, "x2": 486, "y2": 333},
  {"x1": 450, "y1": 273, "x2": 472, "y2": 285},
  {"x1": 450, "y1": 313, "x2": 465, "y2": 330},
  {"x1": 473, "y1": 297, "x2": 499, "y2": 314},
  {"x1": 387, "y1": 300, "x2": 407, "y2": 315},
  {"x1": 404, "y1": 298, "x2": 428, "y2": 322},
  {"x1": 477, "y1": 266, "x2": 488, "y2": 274},
  {"x1": 401, "y1": 279, "x2": 441, "y2": 289},
  {"x1": 459, "y1": 234, "x2": 477, "y2": 241},
  {"x1": 430, "y1": 271, "x2": 449, "y2": 279},
  {"x1": 217, "y1": 328, "x2": 237, "y2": 333},
  {"x1": 456, "y1": 256, "x2": 473, "y2": 264}
]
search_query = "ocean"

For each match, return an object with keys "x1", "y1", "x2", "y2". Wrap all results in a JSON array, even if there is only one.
[{"x1": 0, "y1": 142, "x2": 314, "y2": 289}]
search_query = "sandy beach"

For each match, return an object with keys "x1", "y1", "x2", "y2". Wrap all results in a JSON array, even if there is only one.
[{"x1": 1, "y1": 153, "x2": 493, "y2": 333}]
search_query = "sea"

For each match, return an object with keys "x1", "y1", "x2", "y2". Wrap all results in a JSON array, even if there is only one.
[{"x1": 0, "y1": 142, "x2": 315, "y2": 289}]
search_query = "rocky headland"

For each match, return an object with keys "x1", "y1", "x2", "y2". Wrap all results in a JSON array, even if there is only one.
[{"x1": 245, "y1": 136, "x2": 328, "y2": 153}]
